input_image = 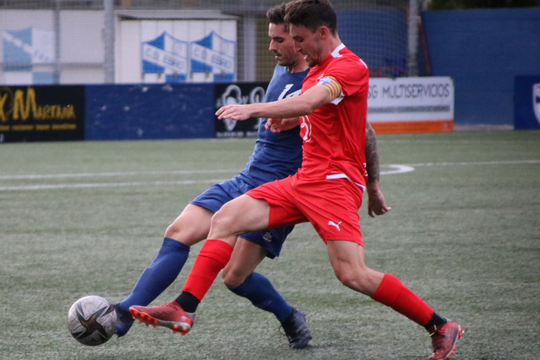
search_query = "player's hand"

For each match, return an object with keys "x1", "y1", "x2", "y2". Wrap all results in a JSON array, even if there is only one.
[
  {"x1": 216, "y1": 105, "x2": 252, "y2": 121},
  {"x1": 367, "y1": 188, "x2": 391, "y2": 217},
  {"x1": 265, "y1": 117, "x2": 300, "y2": 133}
]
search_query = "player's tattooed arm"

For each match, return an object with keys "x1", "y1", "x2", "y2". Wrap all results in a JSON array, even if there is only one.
[
  {"x1": 365, "y1": 122, "x2": 380, "y2": 184},
  {"x1": 365, "y1": 122, "x2": 391, "y2": 217}
]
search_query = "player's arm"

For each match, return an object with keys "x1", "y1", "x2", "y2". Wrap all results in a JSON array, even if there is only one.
[
  {"x1": 265, "y1": 117, "x2": 300, "y2": 133},
  {"x1": 216, "y1": 79, "x2": 339, "y2": 121},
  {"x1": 365, "y1": 122, "x2": 391, "y2": 217}
]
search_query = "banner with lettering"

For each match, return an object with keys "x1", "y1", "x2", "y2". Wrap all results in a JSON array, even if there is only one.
[
  {"x1": 367, "y1": 77, "x2": 454, "y2": 134},
  {"x1": 0, "y1": 86, "x2": 85, "y2": 142}
]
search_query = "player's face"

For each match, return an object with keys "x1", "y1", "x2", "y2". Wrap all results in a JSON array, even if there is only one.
[
  {"x1": 290, "y1": 24, "x2": 323, "y2": 67},
  {"x1": 268, "y1": 23, "x2": 299, "y2": 68}
]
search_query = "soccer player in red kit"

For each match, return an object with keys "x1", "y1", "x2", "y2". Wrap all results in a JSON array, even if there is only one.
[{"x1": 130, "y1": 1, "x2": 463, "y2": 359}]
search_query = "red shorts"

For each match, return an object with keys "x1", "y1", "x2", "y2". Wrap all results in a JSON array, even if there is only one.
[{"x1": 246, "y1": 174, "x2": 364, "y2": 246}]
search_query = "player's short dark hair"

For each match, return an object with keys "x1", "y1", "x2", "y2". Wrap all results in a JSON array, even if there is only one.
[
  {"x1": 285, "y1": 0, "x2": 337, "y2": 35},
  {"x1": 266, "y1": 3, "x2": 288, "y2": 25}
]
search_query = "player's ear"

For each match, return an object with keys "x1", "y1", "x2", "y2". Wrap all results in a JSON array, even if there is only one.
[{"x1": 318, "y1": 26, "x2": 330, "y2": 39}]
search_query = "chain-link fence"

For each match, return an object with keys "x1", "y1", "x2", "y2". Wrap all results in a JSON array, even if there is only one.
[{"x1": 0, "y1": 0, "x2": 419, "y2": 85}]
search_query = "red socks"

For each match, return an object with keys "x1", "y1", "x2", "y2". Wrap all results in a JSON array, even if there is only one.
[
  {"x1": 183, "y1": 243, "x2": 433, "y2": 327},
  {"x1": 182, "y1": 240, "x2": 233, "y2": 301},
  {"x1": 372, "y1": 273, "x2": 433, "y2": 326}
]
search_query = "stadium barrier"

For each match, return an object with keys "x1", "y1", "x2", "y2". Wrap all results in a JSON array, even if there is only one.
[
  {"x1": 514, "y1": 76, "x2": 540, "y2": 130},
  {"x1": 85, "y1": 84, "x2": 215, "y2": 141},
  {"x1": 422, "y1": 8, "x2": 540, "y2": 126},
  {"x1": 0, "y1": 85, "x2": 85, "y2": 142},
  {"x1": 0, "y1": 78, "x2": 454, "y2": 143}
]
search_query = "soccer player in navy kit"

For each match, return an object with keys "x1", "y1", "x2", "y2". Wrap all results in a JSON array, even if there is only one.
[{"x1": 118, "y1": 2, "x2": 389, "y2": 349}]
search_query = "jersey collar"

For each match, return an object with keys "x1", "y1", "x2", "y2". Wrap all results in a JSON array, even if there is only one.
[{"x1": 331, "y1": 43, "x2": 346, "y2": 58}]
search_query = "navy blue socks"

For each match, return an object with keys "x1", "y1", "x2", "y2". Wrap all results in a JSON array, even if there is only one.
[
  {"x1": 229, "y1": 272, "x2": 294, "y2": 322},
  {"x1": 119, "y1": 238, "x2": 190, "y2": 311}
]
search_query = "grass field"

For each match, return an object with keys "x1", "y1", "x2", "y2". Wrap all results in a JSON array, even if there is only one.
[{"x1": 0, "y1": 130, "x2": 539, "y2": 360}]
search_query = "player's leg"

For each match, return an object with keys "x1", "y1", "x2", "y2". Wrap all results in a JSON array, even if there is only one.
[
  {"x1": 119, "y1": 178, "x2": 249, "y2": 336},
  {"x1": 129, "y1": 178, "x2": 305, "y2": 335},
  {"x1": 176, "y1": 194, "x2": 272, "y2": 310},
  {"x1": 221, "y1": 237, "x2": 267, "y2": 288},
  {"x1": 326, "y1": 240, "x2": 463, "y2": 360},
  {"x1": 177, "y1": 176, "x2": 306, "y2": 312},
  {"x1": 223, "y1": 237, "x2": 296, "y2": 320},
  {"x1": 164, "y1": 204, "x2": 214, "y2": 246},
  {"x1": 115, "y1": 204, "x2": 212, "y2": 336},
  {"x1": 223, "y1": 237, "x2": 312, "y2": 348},
  {"x1": 295, "y1": 177, "x2": 437, "y2": 325},
  {"x1": 223, "y1": 237, "x2": 294, "y2": 320},
  {"x1": 128, "y1": 194, "x2": 272, "y2": 334}
]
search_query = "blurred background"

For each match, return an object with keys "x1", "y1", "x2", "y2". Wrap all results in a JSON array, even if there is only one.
[{"x1": 0, "y1": 0, "x2": 539, "y2": 133}]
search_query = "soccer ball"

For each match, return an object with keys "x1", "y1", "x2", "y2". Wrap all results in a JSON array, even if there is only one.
[{"x1": 67, "y1": 295, "x2": 117, "y2": 346}]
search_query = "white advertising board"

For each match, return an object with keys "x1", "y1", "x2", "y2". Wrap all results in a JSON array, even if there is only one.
[{"x1": 367, "y1": 77, "x2": 454, "y2": 133}]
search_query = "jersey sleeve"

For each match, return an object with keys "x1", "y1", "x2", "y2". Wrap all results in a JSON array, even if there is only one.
[{"x1": 325, "y1": 57, "x2": 369, "y2": 97}]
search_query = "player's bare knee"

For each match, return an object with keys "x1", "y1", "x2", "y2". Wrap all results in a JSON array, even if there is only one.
[
  {"x1": 209, "y1": 209, "x2": 236, "y2": 238},
  {"x1": 164, "y1": 222, "x2": 180, "y2": 238},
  {"x1": 335, "y1": 270, "x2": 371, "y2": 295},
  {"x1": 335, "y1": 272, "x2": 355, "y2": 288},
  {"x1": 164, "y1": 222, "x2": 196, "y2": 246},
  {"x1": 222, "y1": 268, "x2": 243, "y2": 289}
]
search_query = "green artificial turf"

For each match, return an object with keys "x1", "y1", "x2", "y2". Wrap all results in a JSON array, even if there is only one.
[{"x1": 0, "y1": 131, "x2": 538, "y2": 359}]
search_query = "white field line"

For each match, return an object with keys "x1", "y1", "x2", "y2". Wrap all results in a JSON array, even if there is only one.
[
  {"x1": 0, "y1": 169, "x2": 238, "y2": 180},
  {"x1": 381, "y1": 165, "x2": 414, "y2": 175},
  {"x1": 0, "y1": 160, "x2": 538, "y2": 192},
  {"x1": 404, "y1": 160, "x2": 540, "y2": 167},
  {"x1": 0, "y1": 179, "x2": 228, "y2": 191}
]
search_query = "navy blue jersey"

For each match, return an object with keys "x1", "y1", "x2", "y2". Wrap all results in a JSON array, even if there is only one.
[{"x1": 238, "y1": 65, "x2": 308, "y2": 187}]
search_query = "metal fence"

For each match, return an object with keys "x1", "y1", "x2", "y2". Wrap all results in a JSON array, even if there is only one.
[{"x1": 0, "y1": 0, "x2": 419, "y2": 85}]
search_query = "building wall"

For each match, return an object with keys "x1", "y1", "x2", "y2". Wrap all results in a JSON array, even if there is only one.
[
  {"x1": 422, "y1": 8, "x2": 540, "y2": 125},
  {"x1": 0, "y1": 10, "x2": 105, "y2": 85}
]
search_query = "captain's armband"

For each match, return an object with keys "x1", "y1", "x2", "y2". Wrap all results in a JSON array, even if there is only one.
[{"x1": 317, "y1": 76, "x2": 343, "y2": 101}]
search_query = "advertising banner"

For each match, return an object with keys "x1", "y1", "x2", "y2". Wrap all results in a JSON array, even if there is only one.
[
  {"x1": 0, "y1": 85, "x2": 85, "y2": 142},
  {"x1": 367, "y1": 77, "x2": 454, "y2": 134},
  {"x1": 2, "y1": 26, "x2": 55, "y2": 84},
  {"x1": 514, "y1": 76, "x2": 540, "y2": 130},
  {"x1": 133, "y1": 19, "x2": 237, "y2": 84},
  {"x1": 214, "y1": 82, "x2": 268, "y2": 138}
]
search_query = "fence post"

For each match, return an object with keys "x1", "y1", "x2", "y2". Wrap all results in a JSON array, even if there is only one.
[
  {"x1": 54, "y1": 0, "x2": 61, "y2": 83},
  {"x1": 104, "y1": 0, "x2": 115, "y2": 83},
  {"x1": 407, "y1": 0, "x2": 419, "y2": 77}
]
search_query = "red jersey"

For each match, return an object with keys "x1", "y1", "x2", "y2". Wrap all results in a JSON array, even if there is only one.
[{"x1": 298, "y1": 44, "x2": 369, "y2": 191}]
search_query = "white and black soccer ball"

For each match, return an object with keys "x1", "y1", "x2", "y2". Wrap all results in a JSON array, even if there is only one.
[{"x1": 67, "y1": 295, "x2": 117, "y2": 346}]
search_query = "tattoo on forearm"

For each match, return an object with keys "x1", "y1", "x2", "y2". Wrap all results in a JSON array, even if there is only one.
[{"x1": 365, "y1": 123, "x2": 380, "y2": 183}]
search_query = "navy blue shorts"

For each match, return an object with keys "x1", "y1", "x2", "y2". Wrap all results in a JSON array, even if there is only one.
[{"x1": 190, "y1": 176, "x2": 294, "y2": 258}]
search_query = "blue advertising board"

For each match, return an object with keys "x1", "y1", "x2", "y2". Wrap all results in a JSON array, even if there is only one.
[
  {"x1": 85, "y1": 83, "x2": 214, "y2": 140},
  {"x1": 514, "y1": 76, "x2": 540, "y2": 130}
]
